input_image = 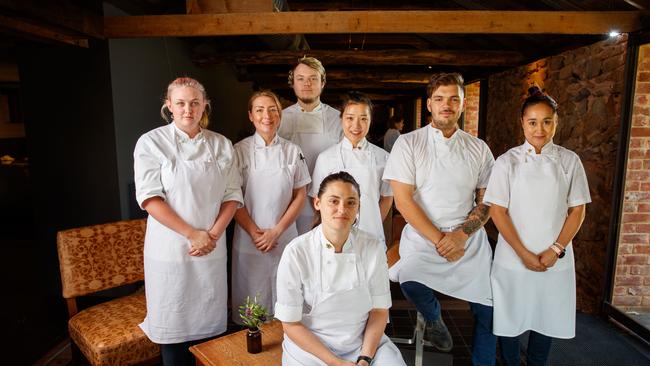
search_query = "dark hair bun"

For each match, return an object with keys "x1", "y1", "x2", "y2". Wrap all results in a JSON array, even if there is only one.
[{"x1": 528, "y1": 86, "x2": 544, "y2": 97}]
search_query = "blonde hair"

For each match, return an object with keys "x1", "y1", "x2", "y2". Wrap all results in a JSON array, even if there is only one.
[
  {"x1": 288, "y1": 56, "x2": 326, "y2": 87},
  {"x1": 247, "y1": 90, "x2": 283, "y2": 119},
  {"x1": 160, "y1": 77, "x2": 212, "y2": 128}
]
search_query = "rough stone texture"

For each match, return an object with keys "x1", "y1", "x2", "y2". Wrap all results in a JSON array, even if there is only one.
[
  {"x1": 485, "y1": 35, "x2": 628, "y2": 313},
  {"x1": 463, "y1": 81, "x2": 480, "y2": 137},
  {"x1": 613, "y1": 43, "x2": 650, "y2": 313}
]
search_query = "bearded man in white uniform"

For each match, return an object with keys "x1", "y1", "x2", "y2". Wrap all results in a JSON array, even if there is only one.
[
  {"x1": 383, "y1": 73, "x2": 496, "y2": 365},
  {"x1": 278, "y1": 56, "x2": 343, "y2": 234}
]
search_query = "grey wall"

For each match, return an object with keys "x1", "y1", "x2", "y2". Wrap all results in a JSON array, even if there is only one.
[{"x1": 108, "y1": 35, "x2": 254, "y2": 218}]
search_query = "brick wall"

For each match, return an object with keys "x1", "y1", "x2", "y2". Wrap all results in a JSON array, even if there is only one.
[
  {"x1": 485, "y1": 35, "x2": 628, "y2": 313},
  {"x1": 613, "y1": 44, "x2": 650, "y2": 311},
  {"x1": 464, "y1": 81, "x2": 480, "y2": 137}
]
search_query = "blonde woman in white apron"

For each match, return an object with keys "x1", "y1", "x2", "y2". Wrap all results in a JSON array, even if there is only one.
[
  {"x1": 275, "y1": 172, "x2": 406, "y2": 366},
  {"x1": 310, "y1": 92, "x2": 392, "y2": 245},
  {"x1": 279, "y1": 56, "x2": 343, "y2": 235},
  {"x1": 232, "y1": 90, "x2": 311, "y2": 324},
  {"x1": 484, "y1": 87, "x2": 591, "y2": 366},
  {"x1": 134, "y1": 77, "x2": 243, "y2": 365}
]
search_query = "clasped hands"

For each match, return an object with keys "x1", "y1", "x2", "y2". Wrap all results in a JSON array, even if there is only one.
[
  {"x1": 249, "y1": 227, "x2": 281, "y2": 253},
  {"x1": 187, "y1": 229, "x2": 219, "y2": 257},
  {"x1": 520, "y1": 247, "x2": 558, "y2": 272},
  {"x1": 435, "y1": 230, "x2": 468, "y2": 262}
]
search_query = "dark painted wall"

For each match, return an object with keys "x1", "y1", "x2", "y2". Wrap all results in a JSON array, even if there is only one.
[{"x1": 4, "y1": 39, "x2": 122, "y2": 364}]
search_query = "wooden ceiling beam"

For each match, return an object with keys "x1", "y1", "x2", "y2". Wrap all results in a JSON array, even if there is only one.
[
  {"x1": 0, "y1": 0, "x2": 102, "y2": 38},
  {"x1": 187, "y1": 0, "x2": 273, "y2": 14},
  {"x1": 195, "y1": 49, "x2": 525, "y2": 67},
  {"x1": 104, "y1": 10, "x2": 644, "y2": 38},
  {"x1": 0, "y1": 14, "x2": 89, "y2": 48}
]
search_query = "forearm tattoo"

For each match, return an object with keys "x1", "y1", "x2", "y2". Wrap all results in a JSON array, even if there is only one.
[{"x1": 461, "y1": 189, "x2": 490, "y2": 237}]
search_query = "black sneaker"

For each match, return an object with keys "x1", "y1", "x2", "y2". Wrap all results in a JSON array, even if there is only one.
[{"x1": 424, "y1": 317, "x2": 453, "y2": 352}]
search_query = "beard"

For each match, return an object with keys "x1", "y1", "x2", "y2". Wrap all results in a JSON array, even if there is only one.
[{"x1": 297, "y1": 95, "x2": 316, "y2": 105}]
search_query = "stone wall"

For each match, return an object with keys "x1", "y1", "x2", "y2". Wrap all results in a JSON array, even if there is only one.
[
  {"x1": 613, "y1": 44, "x2": 650, "y2": 311},
  {"x1": 485, "y1": 35, "x2": 628, "y2": 313},
  {"x1": 464, "y1": 81, "x2": 480, "y2": 136}
]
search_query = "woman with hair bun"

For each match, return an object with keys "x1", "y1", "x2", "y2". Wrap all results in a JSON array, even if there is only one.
[
  {"x1": 483, "y1": 86, "x2": 591, "y2": 366},
  {"x1": 134, "y1": 77, "x2": 243, "y2": 365}
]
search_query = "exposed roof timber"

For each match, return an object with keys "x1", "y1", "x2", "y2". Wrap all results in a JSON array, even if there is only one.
[
  {"x1": 0, "y1": 14, "x2": 89, "y2": 48},
  {"x1": 103, "y1": 11, "x2": 645, "y2": 38},
  {"x1": 195, "y1": 49, "x2": 525, "y2": 67},
  {"x1": 0, "y1": 0, "x2": 103, "y2": 38},
  {"x1": 245, "y1": 69, "x2": 436, "y2": 84}
]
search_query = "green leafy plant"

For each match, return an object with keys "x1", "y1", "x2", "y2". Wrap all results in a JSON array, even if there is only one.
[{"x1": 238, "y1": 294, "x2": 269, "y2": 330}]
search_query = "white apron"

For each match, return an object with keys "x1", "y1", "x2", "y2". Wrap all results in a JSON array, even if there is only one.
[
  {"x1": 390, "y1": 129, "x2": 493, "y2": 306},
  {"x1": 337, "y1": 144, "x2": 386, "y2": 243},
  {"x1": 491, "y1": 151, "x2": 576, "y2": 338},
  {"x1": 232, "y1": 141, "x2": 296, "y2": 320},
  {"x1": 288, "y1": 109, "x2": 338, "y2": 234},
  {"x1": 140, "y1": 129, "x2": 228, "y2": 344},
  {"x1": 282, "y1": 241, "x2": 404, "y2": 365}
]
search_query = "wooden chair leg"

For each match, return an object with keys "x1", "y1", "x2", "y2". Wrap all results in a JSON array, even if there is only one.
[{"x1": 69, "y1": 340, "x2": 83, "y2": 366}]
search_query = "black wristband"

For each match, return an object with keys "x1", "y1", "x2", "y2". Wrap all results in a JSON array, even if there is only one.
[{"x1": 357, "y1": 355, "x2": 373, "y2": 364}]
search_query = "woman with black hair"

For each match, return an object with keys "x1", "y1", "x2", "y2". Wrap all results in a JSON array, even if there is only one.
[
  {"x1": 275, "y1": 172, "x2": 406, "y2": 366},
  {"x1": 484, "y1": 86, "x2": 591, "y2": 366}
]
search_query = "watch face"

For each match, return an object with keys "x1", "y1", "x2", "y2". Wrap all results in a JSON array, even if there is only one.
[{"x1": 559, "y1": 251, "x2": 566, "y2": 259}]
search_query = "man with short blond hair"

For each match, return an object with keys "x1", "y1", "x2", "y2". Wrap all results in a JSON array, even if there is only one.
[{"x1": 279, "y1": 56, "x2": 343, "y2": 234}]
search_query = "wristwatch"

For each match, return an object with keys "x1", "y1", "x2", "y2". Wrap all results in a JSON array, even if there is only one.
[
  {"x1": 550, "y1": 243, "x2": 566, "y2": 258},
  {"x1": 357, "y1": 355, "x2": 373, "y2": 365}
]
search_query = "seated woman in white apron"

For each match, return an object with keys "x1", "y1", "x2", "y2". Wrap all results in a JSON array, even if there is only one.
[
  {"x1": 310, "y1": 92, "x2": 393, "y2": 245},
  {"x1": 275, "y1": 172, "x2": 406, "y2": 366},
  {"x1": 232, "y1": 90, "x2": 311, "y2": 324},
  {"x1": 484, "y1": 86, "x2": 591, "y2": 366},
  {"x1": 134, "y1": 77, "x2": 243, "y2": 366}
]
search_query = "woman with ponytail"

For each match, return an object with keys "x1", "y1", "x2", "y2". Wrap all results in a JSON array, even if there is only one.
[{"x1": 134, "y1": 77, "x2": 243, "y2": 365}]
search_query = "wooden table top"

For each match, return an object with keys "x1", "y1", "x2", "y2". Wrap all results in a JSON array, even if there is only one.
[{"x1": 190, "y1": 320, "x2": 284, "y2": 366}]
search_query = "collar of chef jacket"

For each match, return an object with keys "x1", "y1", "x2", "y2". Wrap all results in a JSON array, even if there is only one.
[
  {"x1": 171, "y1": 122, "x2": 205, "y2": 144},
  {"x1": 253, "y1": 131, "x2": 280, "y2": 148},
  {"x1": 341, "y1": 137, "x2": 368, "y2": 151},
  {"x1": 522, "y1": 139, "x2": 558, "y2": 157},
  {"x1": 318, "y1": 225, "x2": 354, "y2": 253}
]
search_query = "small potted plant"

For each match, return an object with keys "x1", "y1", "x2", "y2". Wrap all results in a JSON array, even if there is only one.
[{"x1": 238, "y1": 294, "x2": 269, "y2": 354}]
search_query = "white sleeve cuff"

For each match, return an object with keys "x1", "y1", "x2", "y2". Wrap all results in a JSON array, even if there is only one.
[
  {"x1": 274, "y1": 303, "x2": 303, "y2": 322},
  {"x1": 371, "y1": 293, "x2": 392, "y2": 309}
]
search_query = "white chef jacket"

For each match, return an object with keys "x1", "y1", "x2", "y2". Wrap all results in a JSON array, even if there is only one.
[
  {"x1": 230, "y1": 132, "x2": 311, "y2": 320},
  {"x1": 484, "y1": 140, "x2": 591, "y2": 338},
  {"x1": 309, "y1": 138, "x2": 392, "y2": 241},
  {"x1": 278, "y1": 102, "x2": 343, "y2": 175},
  {"x1": 484, "y1": 141, "x2": 591, "y2": 211},
  {"x1": 134, "y1": 123, "x2": 243, "y2": 343},
  {"x1": 275, "y1": 228, "x2": 403, "y2": 365},
  {"x1": 382, "y1": 125, "x2": 495, "y2": 305},
  {"x1": 275, "y1": 226, "x2": 392, "y2": 320},
  {"x1": 234, "y1": 132, "x2": 311, "y2": 199}
]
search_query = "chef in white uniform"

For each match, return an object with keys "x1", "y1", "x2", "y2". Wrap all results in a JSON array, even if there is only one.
[
  {"x1": 134, "y1": 77, "x2": 243, "y2": 366},
  {"x1": 484, "y1": 87, "x2": 590, "y2": 366},
  {"x1": 232, "y1": 90, "x2": 311, "y2": 323},
  {"x1": 310, "y1": 92, "x2": 392, "y2": 245},
  {"x1": 383, "y1": 73, "x2": 496, "y2": 365},
  {"x1": 275, "y1": 172, "x2": 406, "y2": 366},
  {"x1": 279, "y1": 56, "x2": 343, "y2": 234}
]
